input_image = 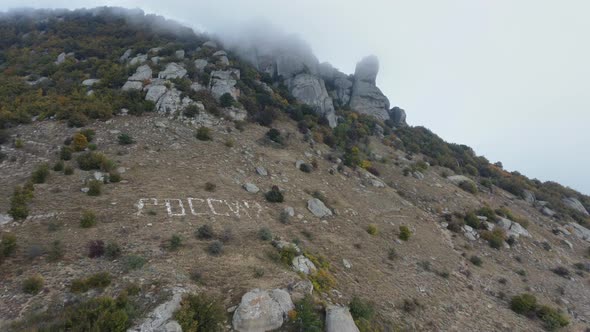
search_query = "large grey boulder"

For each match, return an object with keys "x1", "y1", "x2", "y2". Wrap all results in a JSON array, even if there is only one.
[
  {"x1": 129, "y1": 54, "x2": 148, "y2": 66},
  {"x1": 354, "y1": 55, "x2": 379, "y2": 85},
  {"x1": 155, "y1": 89, "x2": 195, "y2": 115},
  {"x1": 349, "y1": 81, "x2": 390, "y2": 120},
  {"x1": 332, "y1": 74, "x2": 354, "y2": 107},
  {"x1": 55, "y1": 52, "x2": 66, "y2": 64},
  {"x1": 325, "y1": 306, "x2": 360, "y2": 332},
  {"x1": 497, "y1": 217, "x2": 531, "y2": 238},
  {"x1": 276, "y1": 53, "x2": 318, "y2": 79},
  {"x1": 232, "y1": 289, "x2": 294, "y2": 332},
  {"x1": 122, "y1": 81, "x2": 143, "y2": 91},
  {"x1": 145, "y1": 85, "x2": 168, "y2": 103},
  {"x1": 388, "y1": 106, "x2": 407, "y2": 127},
  {"x1": 119, "y1": 49, "x2": 132, "y2": 63},
  {"x1": 210, "y1": 69, "x2": 240, "y2": 99},
  {"x1": 194, "y1": 59, "x2": 208, "y2": 72},
  {"x1": 286, "y1": 73, "x2": 337, "y2": 127},
  {"x1": 562, "y1": 197, "x2": 589, "y2": 216},
  {"x1": 128, "y1": 288, "x2": 186, "y2": 332},
  {"x1": 129, "y1": 65, "x2": 152, "y2": 81},
  {"x1": 541, "y1": 206, "x2": 556, "y2": 217},
  {"x1": 158, "y1": 63, "x2": 187, "y2": 80},
  {"x1": 569, "y1": 222, "x2": 590, "y2": 242},
  {"x1": 307, "y1": 198, "x2": 332, "y2": 218},
  {"x1": 292, "y1": 255, "x2": 317, "y2": 275},
  {"x1": 82, "y1": 79, "x2": 100, "y2": 87},
  {"x1": 523, "y1": 190, "x2": 536, "y2": 204},
  {"x1": 175, "y1": 50, "x2": 185, "y2": 59}
]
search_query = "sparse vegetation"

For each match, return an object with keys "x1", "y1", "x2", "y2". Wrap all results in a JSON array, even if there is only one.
[
  {"x1": 174, "y1": 293, "x2": 226, "y2": 332},
  {"x1": 470, "y1": 255, "x2": 483, "y2": 266},
  {"x1": 88, "y1": 240, "x2": 105, "y2": 258},
  {"x1": 166, "y1": 234, "x2": 183, "y2": 251},
  {"x1": 399, "y1": 225, "x2": 411, "y2": 241},
  {"x1": 64, "y1": 165, "x2": 74, "y2": 175},
  {"x1": 265, "y1": 185, "x2": 284, "y2": 203},
  {"x1": 105, "y1": 242, "x2": 122, "y2": 260},
  {"x1": 22, "y1": 275, "x2": 44, "y2": 294},
  {"x1": 551, "y1": 266, "x2": 571, "y2": 278},
  {"x1": 196, "y1": 126, "x2": 212, "y2": 141},
  {"x1": 204, "y1": 182, "x2": 216, "y2": 192},
  {"x1": 510, "y1": 293, "x2": 569, "y2": 330},
  {"x1": 47, "y1": 240, "x2": 64, "y2": 262},
  {"x1": 70, "y1": 272, "x2": 112, "y2": 293},
  {"x1": 258, "y1": 227, "x2": 273, "y2": 241},
  {"x1": 123, "y1": 255, "x2": 146, "y2": 271},
  {"x1": 196, "y1": 224, "x2": 214, "y2": 239},
  {"x1": 80, "y1": 210, "x2": 97, "y2": 228},
  {"x1": 53, "y1": 160, "x2": 64, "y2": 172},
  {"x1": 87, "y1": 180, "x2": 102, "y2": 196},
  {"x1": 31, "y1": 163, "x2": 50, "y2": 184},
  {"x1": 366, "y1": 224, "x2": 378, "y2": 235},
  {"x1": 208, "y1": 241, "x2": 223, "y2": 255},
  {"x1": 117, "y1": 133, "x2": 134, "y2": 145},
  {"x1": 293, "y1": 295, "x2": 323, "y2": 332},
  {"x1": 459, "y1": 180, "x2": 478, "y2": 194}
]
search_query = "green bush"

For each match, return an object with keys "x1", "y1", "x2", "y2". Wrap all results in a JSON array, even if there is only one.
[
  {"x1": 258, "y1": 227, "x2": 273, "y2": 241},
  {"x1": 174, "y1": 293, "x2": 226, "y2": 332},
  {"x1": 105, "y1": 242, "x2": 122, "y2": 260},
  {"x1": 293, "y1": 295, "x2": 323, "y2": 332},
  {"x1": 60, "y1": 146, "x2": 73, "y2": 160},
  {"x1": 8, "y1": 186, "x2": 32, "y2": 220},
  {"x1": 279, "y1": 245, "x2": 298, "y2": 265},
  {"x1": 208, "y1": 241, "x2": 223, "y2": 255},
  {"x1": 219, "y1": 92, "x2": 235, "y2": 108},
  {"x1": 204, "y1": 182, "x2": 216, "y2": 192},
  {"x1": 87, "y1": 180, "x2": 102, "y2": 196},
  {"x1": 366, "y1": 224, "x2": 378, "y2": 236},
  {"x1": 31, "y1": 163, "x2": 50, "y2": 184},
  {"x1": 399, "y1": 225, "x2": 411, "y2": 241},
  {"x1": 117, "y1": 133, "x2": 134, "y2": 145},
  {"x1": 536, "y1": 305, "x2": 569, "y2": 330},
  {"x1": 22, "y1": 275, "x2": 44, "y2": 294},
  {"x1": 77, "y1": 152, "x2": 109, "y2": 170},
  {"x1": 195, "y1": 126, "x2": 212, "y2": 141},
  {"x1": 481, "y1": 228, "x2": 507, "y2": 249},
  {"x1": 265, "y1": 186, "x2": 284, "y2": 203},
  {"x1": 265, "y1": 128, "x2": 283, "y2": 145},
  {"x1": 123, "y1": 255, "x2": 146, "y2": 271},
  {"x1": 464, "y1": 212, "x2": 481, "y2": 229},
  {"x1": 70, "y1": 272, "x2": 112, "y2": 293},
  {"x1": 309, "y1": 268, "x2": 336, "y2": 292},
  {"x1": 459, "y1": 181, "x2": 478, "y2": 194},
  {"x1": 72, "y1": 133, "x2": 89, "y2": 151},
  {"x1": 349, "y1": 296, "x2": 375, "y2": 322},
  {"x1": 470, "y1": 255, "x2": 483, "y2": 266},
  {"x1": 53, "y1": 160, "x2": 64, "y2": 172},
  {"x1": 79, "y1": 129, "x2": 95, "y2": 142},
  {"x1": 167, "y1": 234, "x2": 182, "y2": 251},
  {"x1": 196, "y1": 224, "x2": 214, "y2": 239},
  {"x1": 80, "y1": 210, "x2": 97, "y2": 228},
  {"x1": 510, "y1": 293, "x2": 569, "y2": 330},
  {"x1": 109, "y1": 172, "x2": 122, "y2": 183},
  {"x1": 510, "y1": 293, "x2": 537, "y2": 316},
  {"x1": 47, "y1": 240, "x2": 64, "y2": 262},
  {"x1": 2, "y1": 233, "x2": 17, "y2": 258},
  {"x1": 61, "y1": 295, "x2": 134, "y2": 331}
]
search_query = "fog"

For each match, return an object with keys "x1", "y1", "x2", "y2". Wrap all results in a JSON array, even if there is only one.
[{"x1": 2, "y1": 0, "x2": 589, "y2": 193}]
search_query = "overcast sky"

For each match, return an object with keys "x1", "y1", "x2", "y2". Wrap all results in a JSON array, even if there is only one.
[{"x1": 2, "y1": 0, "x2": 589, "y2": 194}]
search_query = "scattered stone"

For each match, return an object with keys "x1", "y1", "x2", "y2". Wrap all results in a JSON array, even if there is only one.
[
  {"x1": 284, "y1": 206, "x2": 295, "y2": 217},
  {"x1": 325, "y1": 306, "x2": 360, "y2": 332},
  {"x1": 80, "y1": 187, "x2": 90, "y2": 193},
  {"x1": 292, "y1": 255, "x2": 317, "y2": 275},
  {"x1": 289, "y1": 279, "x2": 313, "y2": 302},
  {"x1": 307, "y1": 198, "x2": 332, "y2": 218},
  {"x1": 55, "y1": 52, "x2": 66, "y2": 64},
  {"x1": 412, "y1": 171, "x2": 424, "y2": 180},
  {"x1": 497, "y1": 217, "x2": 531, "y2": 238},
  {"x1": 256, "y1": 166, "x2": 268, "y2": 176},
  {"x1": 569, "y1": 222, "x2": 590, "y2": 242},
  {"x1": 0, "y1": 214, "x2": 14, "y2": 226},
  {"x1": 342, "y1": 259, "x2": 352, "y2": 269},
  {"x1": 232, "y1": 289, "x2": 293, "y2": 332},
  {"x1": 243, "y1": 183, "x2": 259, "y2": 193},
  {"x1": 541, "y1": 207, "x2": 556, "y2": 217}
]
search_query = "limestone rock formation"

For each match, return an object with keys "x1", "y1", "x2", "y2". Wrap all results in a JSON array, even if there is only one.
[
  {"x1": 158, "y1": 63, "x2": 187, "y2": 80},
  {"x1": 232, "y1": 289, "x2": 294, "y2": 332},
  {"x1": 307, "y1": 198, "x2": 332, "y2": 218},
  {"x1": 122, "y1": 81, "x2": 143, "y2": 91},
  {"x1": 562, "y1": 197, "x2": 589, "y2": 216},
  {"x1": 285, "y1": 74, "x2": 337, "y2": 127},
  {"x1": 292, "y1": 255, "x2": 317, "y2": 275},
  {"x1": 349, "y1": 55, "x2": 391, "y2": 121},
  {"x1": 129, "y1": 65, "x2": 152, "y2": 81},
  {"x1": 325, "y1": 306, "x2": 360, "y2": 332},
  {"x1": 210, "y1": 69, "x2": 240, "y2": 99}
]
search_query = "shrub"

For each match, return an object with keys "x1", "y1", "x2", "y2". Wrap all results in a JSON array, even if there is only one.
[
  {"x1": 403, "y1": 298, "x2": 422, "y2": 313},
  {"x1": 63, "y1": 165, "x2": 74, "y2": 175},
  {"x1": 1, "y1": 233, "x2": 17, "y2": 257},
  {"x1": 47, "y1": 240, "x2": 64, "y2": 262},
  {"x1": 174, "y1": 293, "x2": 225, "y2": 332},
  {"x1": 224, "y1": 138, "x2": 235, "y2": 147},
  {"x1": 70, "y1": 272, "x2": 112, "y2": 293},
  {"x1": 551, "y1": 266, "x2": 570, "y2": 278},
  {"x1": 14, "y1": 139, "x2": 24, "y2": 149},
  {"x1": 26, "y1": 244, "x2": 45, "y2": 261},
  {"x1": 309, "y1": 268, "x2": 336, "y2": 292},
  {"x1": 265, "y1": 186, "x2": 284, "y2": 203},
  {"x1": 204, "y1": 182, "x2": 216, "y2": 192},
  {"x1": 77, "y1": 152, "x2": 108, "y2": 170},
  {"x1": 536, "y1": 305, "x2": 569, "y2": 330},
  {"x1": 117, "y1": 133, "x2": 134, "y2": 145},
  {"x1": 124, "y1": 255, "x2": 146, "y2": 271},
  {"x1": 195, "y1": 126, "x2": 212, "y2": 141},
  {"x1": 349, "y1": 296, "x2": 375, "y2": 322},
  {"x1": 183, "y1": 104, "x2": 201, "y2": 118},
  {"x1": 105, "y1": 242, "x2": 122, "y2": 260},
  {"x1": 196, "y1": 224, "x2": 214, "y2": 239},
  {"x1": 219, "y1": 92, "x2": 235, "y2": 108},
  {"x1": 464, "y1": 212, "x2": 481, "y2": 229},
  {"x1": 279, "y1": 245, "x2": 298, "y2": 265},
  {"x1": 459, "y1": 181, "x2": 478, "y2": 194},
  {"x1": 510, "y1": 293, "x2": 538, "y2": 316},
  {"x1": 220, "y1": 228, "x2": 233, "y2": 243},
  {"x1": 80, "y1": 210, "x2": 97, "y2": 228},
  {"x1": 53, "y1": 160, "x2": 64, "y2": 172},
  {"x1": 88, "y1": 240, "x2": 105, "y2": 258},
  {"x1": 293, "y1": 295, "x2": 323, "y2": 332},
  {"x1": 22, "y1": 275, "x2": 44, "y2": 294},
  {"x1": 9, "y1": 186, "x2": 31, "y2": 220},
  {"x1": 60, "y1": 146, "x2": 73, "y2": 160},
  {"x1": 388, "y1": 248, "x2": 397, "y2": 260},
  {"x1": 167, "y1": 234, "x2": 182, "y2": 251},
  {"x1": 481, "y1": 228, "x2": 506, "y2": 249},
  {"x1": 208, "y1": 241, "x2": 223, "y2": 255},
  {"x1": 72, "y1": 133, "x2": 89, "y2": 151},
  {"x1": 61, "y1": 295, "x2": 133, "y2": 331},
  {"x1": 79, "y1": 129, "x2": 95, "y2": 142},
  {"x1": 299, "y1": 163, "x2": 313, "y2": 173},
  {"x1": 469, "y1": 255, "x2": 483, "y2": 266},
  {"x1": 265, "y1": 128, "x2": 283, "y2": 145},
  {"x1": 31, "y1": 163, "x2": 50, "y2": 184},
  {"x1": 399, "y1": 225, "x2": 411, "y2": 241},
  {"x1": 279, "y1": 210, "x2": 291, "y2": 224},
  {"x1": 366, "y1": 224, "x2": 378, "y2": 236},
  {"x1": 258, "y1": 227, "x2": 273, "y2": 241},
  {"x1": 87, "y1": 180, "x2": 102, "y2": 196}
]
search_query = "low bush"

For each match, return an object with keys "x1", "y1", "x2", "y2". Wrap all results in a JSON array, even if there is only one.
[
  {"x1": 53, "y1": 160, "x2": 64, "y2": 172},
  {"x1": 265, "y1": 128, "x2": 284, "y2": 145},
  {"x1": 293, "y1": 295, "x2": 323, "y2": 332},
  {"x1": 88, "y1": 240, "x2": 105, "y2": 258},
  {"x1": 551, "y1": 266, "x2": 571, "y2": 278},
  {"x1": 299, "y1": 163, "x2": 313, "y2": 173},
  {"x1": 388, "y1": 248, "x2": 397, "y2": 260},
  {"x1": 481, "y1": 228, "x2": 507, "y2": 249},
  {"x1": 117, "y1": 133, "x2": 134, "y2": 145},
  {"x1": 167, "y1": 234, "x2": 182, "y2": 251},
  {"x1": 108, "y1": 172, "x2": 121, "y2": 183},
  {"x1": 470, "y1": 255, "x2": 483, "y2": 266},
  {"x1": 174, "y1": 293, "x2": 226, "y2": 332},
  {"x1": 87, "y1": 180, "x2": 102, "y2": 196},
  {"x1": 9, "y1": 185, "x2": 33, "y2": 220},
  {"x1": 402, "y1": 298, "x2": 422, "y2": 313},
  {"x1": 105, "y1": 242, "x2": 122, "y2": 260},
  {"x1": 72, "y1": 133, "x2": 89, "y2": 151},
  {"x1": 309, "y1": 268, "x2": 336, "y2": 292},
  {"x1": 278, "y1": 245, "x2": 298, "y2": 266},
  {"x1": 61, "y1": 294, "x2": 134, "y2": 331},
  {"x1": 265, "y1": 186, "x2": 284, "y2": 203},
  {"x1": 399, "y1": 225, "x2": 411, "y2": 241},
  {"x1": 258, "y1": 227, "x2": 273, "y2": 241},
  {"x1": 1, "y1": 233, "x2": 17, "y2": 257},
  {"x1": 31, "y1": 163, "x2": 50, "y2": 184},
  {"x1": 64, "y1": 165, "x2": 74, "y2": 175},
  {"x1": 70, "y1": 272, "x2": 112, "y2": 293},
  {"x1": 123, "y1": 255, "x2": 146, "y2": 271},
  {"x1": 279, "y1": 210, "x2": 291, "y2": 224},
  {"x1": 195, "y1": 126, "x2": 212, "y2": 141},
  {"x1": 459, "y1": 181, "x2": 478, "y2": 194},
  {"x1": 22, "y1": 275, "x2": 44, "y2": 294},
  {"x1": 80, "y1": 210, "x2": 97, "y2": 228},
  {"x1": 349, "y1": 296, "x2": 375, "y2": 324},
  {"x1": 204, "y1": 182, "x2": 216, "y2": 192},
  {"x1": 366, "y1": 224, "x2": 378, "y2": 236},
  {"x1": 536, "y1": 305, "x2": 569, "y2": 330},
  {"x1": 208, "y1": 241, "x2": 223, "y2": 255},
  {"x1": 510, "y1": 293, "x2": 569, "y2": 330},
  {"x1": 196, "y1": 224, "x2": 214, "y2": 239},
  {"x1": 219, "y1": 92, "x2": 235, "y2": 108},
  {"x1": 60, "y1": 146, "x2": 73, "y2": 160},
  {"x1": 79, "y1": 129, "x2": 95, "y2": 142},
  {"x1": 47, "y1": 240, "x2": 64, "y2": 262},
  {"x1": 77, "y1": 152, "x2": 110, "y2": 171},
  {"x1": 26, "y1": 244, "x2": 45, "y2": 261}
]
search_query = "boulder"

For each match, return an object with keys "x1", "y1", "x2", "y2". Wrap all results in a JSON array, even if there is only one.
[
  {"x1": 129, "y1": 288, "x2": 186, "y2": 332},
  {"x1": 342, "y1": 259, "x2": 352, "y2": 269},
  {"x1": 55, "y1": 52, "x2": 66, "y2": 64},
  {"x1": 354, "y1": 55, "x2": 379, "y2": 85},
  {"x1": 307, "y1": 198, "x2": 332, "y2": 218},
  {"x1": 331, "y1": 74, "x2": 354, "y2": 106},
  {"x1": 285, "y1": 73, "x2": 337, "y2": 127},
  {"x1": 151, "y1": 56, "x2": 161, "y2": 64},
  {"x1": 562, "y1": 197, "x2": 589, "y2": 216},
  {"x1": 175, "y1": 49, "x2": 185, "y2": 59},
  {"x1": 129, "y1": 54, "x2": 148, "y2": 66},
  {"x1": 292, "y1": 255, "x2": 317, "y2": 275},
  {"x1": 497, "y1": 217, "x2": 531, "y2": 238},
  {"x1": 388, "y1": 106, "x2": 407, "y2": 127},
  {"x1": 541, "y1": 207, "x2": 556, "y2": 217},
  {"x1": 224, "y1": 107, "x2": 248, "y2": 121},
  {"x1": 82, "y1": 79, "x2": 100, "y2": 87},
  {"x1": 349, "y1": 81, "x2": 390, "y2": 120},
  {"x1": 569, "y1": 222, "x2": 590, "y2": 242},
  {"x1": 447, "y1": 175, "x2": 474, "y2": 185},
  {"x1": 129, "y1": 65, "x2": 152, "y2": 81},
  {"x1": 325, "y1": 306, "x2": 360, "y2": 332},
  {"x1": 523, "y1": 190, "x2": 536, "y2": 205},
  {"x1": 119, "y1": 49, "x2": 132, "y2": 62},
  {"x1": 284, "y1": 206, "x2": 295, "y2": 217},
  {"x1": 190, "y1": 82, "x2": 207, "y2": 92},
  {"x1": 158, "y1": 63, "x2": 187, "y2": 80},
  {"x1": 0, "y1": 214, "x2": 14, "y2": 225},
  {"x1": 210, "y1": 69, "x2": 240, "y2": 99},
  {"x1": 288, "y1": 280, "x2": 313, "y2": 302},
  {"x1": 276, "y1": 53, "x2": 318, "y2": 79},
  {"x1": 243, "y1": 183, "x2": 260, "y2": 193},
  {"x1": 194, "y1": 59, "x2": 208, "y2": 72},
  {"x1": 256, "y1": 166, "x2": 268, "y2": 176},
  {"x1": 145, "y1": 85, "x2": 168, "y2": 103},
  {"x1": 154, "y1": 88, "x2": 196, "y2": 115},
  {"x1": 202, "y1": 40, "x2": 218, "y2": 48},
  {"x1": 122, "y1": 81, "x2": 143, "y2": 91},
  {"x1": 232, "y1": 289, "x2": 293, "y2": 332}
]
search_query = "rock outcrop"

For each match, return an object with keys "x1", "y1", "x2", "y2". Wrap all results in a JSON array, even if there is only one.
[
  {"x1": 562, "y1": 197, "x2": 589, "y2": 216},
  {"x1": 209, "y1": 69, "x2": 240, "y2": 99},
  {"x1": 128, "y1": 288, "x2": 186, "y2": 332},
  {"x1": 307, "y1": 198, "x2": 332, "y2": 218},
  {"x1": 292, "y1": 255, "x2": 317, "y2": 275},
  {"x1": 325, "y1": 306, "x2": 360, "y2": 332},
  {"x1": 232, "y1": 289, "x2": 294, "y2": 332},
  {"x1": 158, "y1": 63, "x2": 187, "y2": 80},
  {"x1": 349, "y1": 56, "x2": 390, "y2": 120},
  {"x1": 129, "y1": 64, "x2": 152, "y2": 81},
  {"x1": 286, "y1": 74, "x2": 337, "y2": 127}
]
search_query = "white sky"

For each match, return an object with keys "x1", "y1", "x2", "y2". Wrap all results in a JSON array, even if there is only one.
[{"x1": 2, "y1": 0, "x2": 590, "y2": 194}]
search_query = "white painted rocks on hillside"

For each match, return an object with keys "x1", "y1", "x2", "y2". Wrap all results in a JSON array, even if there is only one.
[
  {"x1": 292, "y1": 255, "x2": 317, "y2": 275},
  {"x1": 307, "y1": 198, "x2": 332, "y2": 218},
  {"x1": 325, "y1": 306, "x2": 360, "y2": 332},
  {"x1": 158, "y1": 63, "x2": 187, "y2": 80},
  {"x1": 562, "y1": 197, "x2": 589, "y2": 216},
  {"x1": 232, "y1": 289, "x2": 294, "y2": 332},
  {"x1": 243, "y1": 183, "x2": 260, "y2": 193}
]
